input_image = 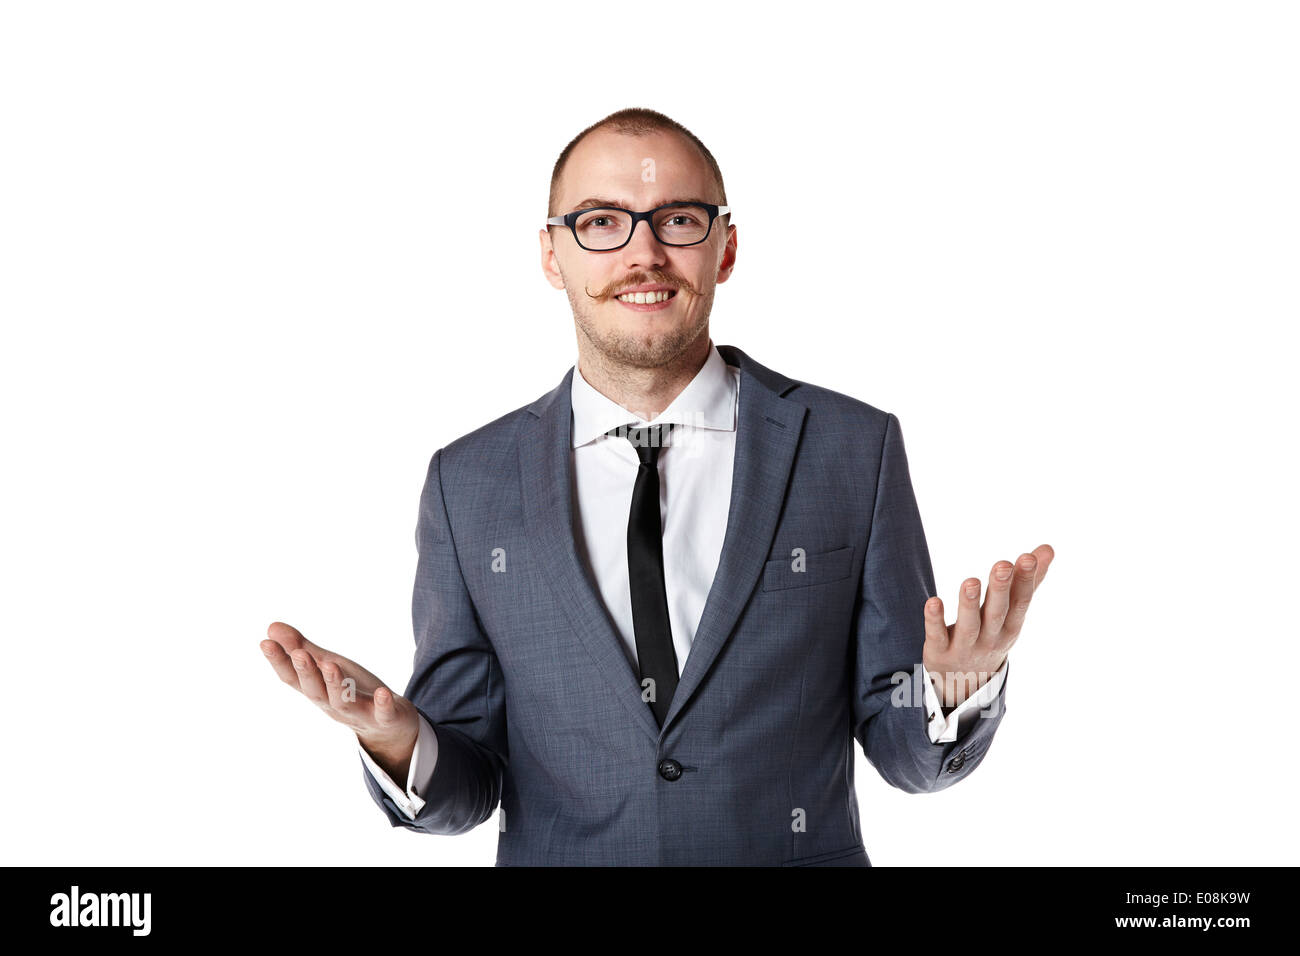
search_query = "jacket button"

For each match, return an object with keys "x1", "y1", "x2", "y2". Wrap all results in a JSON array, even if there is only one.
[
  {"x1": 658, "y1": 759, "x2": 683, "y2": 781},
  {"x1": 946, "y1": 748, "x2": 968, "y2": 773}
]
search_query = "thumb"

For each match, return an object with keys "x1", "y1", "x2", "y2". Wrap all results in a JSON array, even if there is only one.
[{"x1": 373, "y1": 686, "x2": 400, "y2": 727}]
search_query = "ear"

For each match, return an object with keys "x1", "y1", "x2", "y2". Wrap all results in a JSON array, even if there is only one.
[
  {"x1": 539, "y1": 227, "x2": 566, "y2": 290},
  {"x1": 714, "y1": 222, "x2": 738, "y2": 285}
]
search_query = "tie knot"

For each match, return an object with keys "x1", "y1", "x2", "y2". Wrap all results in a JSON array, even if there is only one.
[{"x1": 608, "y1": 422, "x2": 675, "y2": 465}]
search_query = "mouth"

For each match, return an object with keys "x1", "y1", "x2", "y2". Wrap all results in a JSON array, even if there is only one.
[{"x1": 612, "y1": 287, "x2": 678, "y2": 311}]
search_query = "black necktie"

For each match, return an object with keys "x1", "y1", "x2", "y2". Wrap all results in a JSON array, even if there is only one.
[{"x1": 609, "y1": 421, "x2": 679, "y2": 727}]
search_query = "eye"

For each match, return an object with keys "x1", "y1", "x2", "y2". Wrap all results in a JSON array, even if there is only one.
[{"x1": 665, "y1": 211, "x2": 705, "y2": 227}]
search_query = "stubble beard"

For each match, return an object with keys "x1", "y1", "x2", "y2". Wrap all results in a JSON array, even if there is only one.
[{"x1": 568, "y1": 284, "x2": 715, "y2": 371}]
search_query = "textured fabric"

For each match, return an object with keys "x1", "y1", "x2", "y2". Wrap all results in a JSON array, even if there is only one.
[{"x1": 360, "y1": 344, "x2": 1010, "y2": 866}]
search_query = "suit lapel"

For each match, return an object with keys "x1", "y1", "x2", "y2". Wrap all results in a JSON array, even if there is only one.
[
  {"x1": 662, "y1": 345, "x2": 807, "y2": 730},
  {"x1": 519, "y1": 368, "x2": 663, "y2": 745}
]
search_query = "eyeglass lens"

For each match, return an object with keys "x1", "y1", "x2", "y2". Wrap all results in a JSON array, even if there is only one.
[{"x1": 574, "y1": 204, "x2": 713, "y2": 249}]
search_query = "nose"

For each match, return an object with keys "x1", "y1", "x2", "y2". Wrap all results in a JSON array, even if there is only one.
[{"x1": 619, "y1": 217, "x2": 668, "y2": 271}]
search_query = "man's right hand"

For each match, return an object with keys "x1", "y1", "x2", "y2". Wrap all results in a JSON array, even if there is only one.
[{"x1": 260, "y1": 621, "x2": 419, "y2": 783}]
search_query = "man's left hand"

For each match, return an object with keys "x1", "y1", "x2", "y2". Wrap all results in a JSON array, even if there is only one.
[{"x1": 922, "y1": 543, "x2": 1054, "y2": 710}]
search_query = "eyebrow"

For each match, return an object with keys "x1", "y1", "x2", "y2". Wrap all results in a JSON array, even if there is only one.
[{"x1": 570, "y1": 197, "x2": 717, "y2": 211}]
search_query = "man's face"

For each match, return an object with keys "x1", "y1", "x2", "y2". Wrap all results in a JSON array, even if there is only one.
[{"x1": 540, "y1": 128, "x2": 737, "y2": 370}]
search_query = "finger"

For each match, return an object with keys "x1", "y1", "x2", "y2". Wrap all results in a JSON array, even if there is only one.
[
  {"x1": 1030, "y1": 543, "x2": 1054, "y2": 590},
  {"x1": 954, "y1": 577, "x2": 982, "y2": 646},
  {"x1": 290, "y1": 649, "x2": 329, "y2": 706},
  {"x1": 980, "y1": 560, "x2": 1016, "y2": 639},
  {"x1": 266, "y1": 620, "x2": 310, "y2": 654},
  {"x1": 1000, "y1": 552, "x2": 1039, "y2": 638},
  {"x1": 261, "y1": 639, "x2": 304, "y2": 688},
  {"x1": 319, "y1": 659, "x2": 351, "y2": 712},
  {"x1": 924, "y1": 596, "x2": 948, "y2": 650},
  {"x1": 372, "y1": 686, "x2": 403, "y2": 730},
  {"x1": 265, "y1": 621, "x2": 383, "y2": 692},
  {"x1": 266, "y1": 621, "x2": 344, "y2": 668}
]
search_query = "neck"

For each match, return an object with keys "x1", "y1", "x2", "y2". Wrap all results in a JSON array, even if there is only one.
[{"x1": 576, "y1": 330, "x2": 712, "y2": 422}]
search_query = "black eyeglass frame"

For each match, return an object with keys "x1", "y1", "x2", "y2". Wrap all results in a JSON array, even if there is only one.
[{"x1": 545, "y1": 202, "x2": 731, "y2": 251}]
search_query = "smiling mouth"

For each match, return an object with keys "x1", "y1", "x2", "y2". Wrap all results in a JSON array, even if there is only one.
[{"x1": 614, "y1": 289, "x2": 677, "y2": 305}]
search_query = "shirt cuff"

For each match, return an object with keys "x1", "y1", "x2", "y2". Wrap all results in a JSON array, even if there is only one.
[
  {"x1": 923, "y1": 657, "x2": 1008, "y2": 744},
  {"x1": 357, "y1": 713, "x2": 440, "y2": 820}
]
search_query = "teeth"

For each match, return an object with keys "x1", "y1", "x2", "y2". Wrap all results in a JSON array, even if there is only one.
[{"x1": 616, "y1": 290, "x2": 674, "y2": 304}]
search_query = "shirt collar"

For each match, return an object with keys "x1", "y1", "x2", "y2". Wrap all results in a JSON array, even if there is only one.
[{"x1": 570, "y1": 341, "x2": 738, "y2": 448}]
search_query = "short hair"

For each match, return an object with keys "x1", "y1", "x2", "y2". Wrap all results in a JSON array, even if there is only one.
[{"x1": 547, "y1": 107, "x2": 728, "y2": 218}]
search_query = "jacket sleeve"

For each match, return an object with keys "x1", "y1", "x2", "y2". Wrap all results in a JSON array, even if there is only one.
[
  {"x1": 851, "y1": 412, "x2": 1008, "y2": 793},
  {"x1": 361, "y1": 446, "x2": 508, "y2": 833}
]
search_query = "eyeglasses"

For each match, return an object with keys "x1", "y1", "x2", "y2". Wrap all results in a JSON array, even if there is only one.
[{"x1": 545, "y1": 202, "x2": 730, "y2": 251}]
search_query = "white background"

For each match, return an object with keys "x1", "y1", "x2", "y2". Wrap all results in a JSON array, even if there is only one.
[{"x1": 2, "y1": 1, "x2": 1296, "y2": 866}]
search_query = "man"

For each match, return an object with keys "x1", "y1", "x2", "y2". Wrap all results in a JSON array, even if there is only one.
[{"x1": 261, "y1": 107, "x2": 1054, "y2": 866}]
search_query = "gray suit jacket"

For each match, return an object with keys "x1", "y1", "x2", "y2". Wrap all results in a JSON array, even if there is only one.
[{"x1": 362, "y1": 344, "x2": 1008, "y2": 865}]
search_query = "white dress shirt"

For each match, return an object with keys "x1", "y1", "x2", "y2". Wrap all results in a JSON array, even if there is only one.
[{"x1": 360, "y1": 341, "x2": 1007, "y2": 819}]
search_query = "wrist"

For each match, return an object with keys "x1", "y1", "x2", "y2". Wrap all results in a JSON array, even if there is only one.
[{"x1": 358, "y1": 723, "x2": 418, "y2": 771}]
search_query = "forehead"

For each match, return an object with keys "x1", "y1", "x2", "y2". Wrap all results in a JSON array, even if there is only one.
[{"x1": 557, "y1": 128, "x2": 715, "y2": 210}]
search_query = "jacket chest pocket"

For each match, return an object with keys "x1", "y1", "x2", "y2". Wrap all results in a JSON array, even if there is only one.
[{"x1": 762, "y1": 545, "x2": 855, "y2": 591}]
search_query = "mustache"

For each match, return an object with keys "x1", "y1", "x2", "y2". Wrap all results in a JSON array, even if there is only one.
[{"x1": 584, "y1": 274, "x2": 698, "y2": 300}]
